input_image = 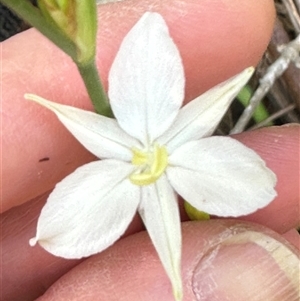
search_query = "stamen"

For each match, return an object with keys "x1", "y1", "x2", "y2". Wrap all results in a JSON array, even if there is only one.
[{"x1": 130, "y1": 145, "x2": 168, "y2": 186}]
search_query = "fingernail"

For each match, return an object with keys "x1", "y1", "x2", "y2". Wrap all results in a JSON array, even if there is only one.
[{"x1": 192, "y1": 231, "x2": 300, "y2": 301}]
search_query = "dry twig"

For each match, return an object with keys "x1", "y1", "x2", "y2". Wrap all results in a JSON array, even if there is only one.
[{"x1": 230, "y1": 1, "x2": 300, "y2": 134}]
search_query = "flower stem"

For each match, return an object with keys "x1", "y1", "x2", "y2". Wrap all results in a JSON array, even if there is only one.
[
  {"x1": 77, "y1": 60, "x2": 113, "y2": 117},
  {"x1": 3, "y1": 0, "x2": 113, "y2": 117},
  {"x1": 1, "y1": 0, "x2": 77, "y2": 59}
]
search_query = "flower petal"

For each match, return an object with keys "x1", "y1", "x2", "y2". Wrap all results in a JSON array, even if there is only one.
[
  {"x1": 158, "y1": 67, "x2": 254, "y2": 153},
  {"x1": 25, "y1": 94, "x2": 139, "y2": 161},
  {"x1": 29, "y1": 160, "x2": 140, "y2": 258},
  {"x1": 108, "y1": 12, "x2": 184, "y2": 147},
  {"x1": 138, "y1": 175, "x2": 182, "y2": 300},
  {"x1": 167, "y1": 137, "x2": 277, "y2": 217}
]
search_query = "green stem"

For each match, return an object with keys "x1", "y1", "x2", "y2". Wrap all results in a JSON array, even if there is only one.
[
  {"x1": 1, "y1": 0, "x2": 77, "y2": 59},
  {"x1": 3, "y1": 0, "x2": 113, "y2": 117},
  {"x1": 77, "y1": 60, "x2": 113, "y2": 117},
  {"x1": 237, "y1": 86, "x2": 273, "y2": 126}
]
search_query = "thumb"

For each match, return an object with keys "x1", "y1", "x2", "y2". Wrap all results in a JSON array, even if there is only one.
[{"x1": 37, "y1": 220, "x2": 300, "y2": 301}]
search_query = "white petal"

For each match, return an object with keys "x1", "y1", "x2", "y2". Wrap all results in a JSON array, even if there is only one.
[
  {"x1": 138, "y1": 175, "x2": 182, "y2": 300},
  {"x1": 25, "y1": 94, "x2": 139, "y2": 161},
  {"x1": 108, "y1": 12, "x2": 184, "y2": 147},
  {"x1": 30, "y1": 160, "x2": 140, "y2": 258},
  {"x1": 167, "y1": 137, "x2": 277, "y2": 217},
  {"x1": 158, "y1": 68, "x2": 254, "y2": 153}
]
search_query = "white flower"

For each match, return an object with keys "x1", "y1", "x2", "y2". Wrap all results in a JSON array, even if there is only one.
[{"x1": 26, "y1": 12, "x2": 277, "y2": 301}]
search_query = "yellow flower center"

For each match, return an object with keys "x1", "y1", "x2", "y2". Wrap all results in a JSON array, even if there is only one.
[{"x1": 129, "y1": 144, "x2": 168, "y2": 186}]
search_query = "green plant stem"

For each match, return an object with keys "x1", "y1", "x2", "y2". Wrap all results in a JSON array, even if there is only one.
[
  {"x1": 1, "y1": 0, "x2": 77, "y2": 59},
  {"x1": 77, "y1": 60, "x2": 113, "y2": 117},
  {"x1": 3, "y1": 0, "x2": 113, "y2": 117},
  {"x1": 237, "y1": 86, "x2": 273, "y2": 126}
]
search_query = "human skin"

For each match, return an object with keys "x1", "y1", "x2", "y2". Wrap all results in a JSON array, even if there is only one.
[{"x1": 1, "y1": 0, "x2": 299, "y2": 300}]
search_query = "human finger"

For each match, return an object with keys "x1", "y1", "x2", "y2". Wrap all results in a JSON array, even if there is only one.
[
  {"x1": 36, "y1": 220, "x2": 300, "y2": 301},
  {"x1": 282, "y1": 229, "x2": 300, "y2": 250},
  {"x1": 233, "y1": 124, "x2": 300, "y2": 233}
]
